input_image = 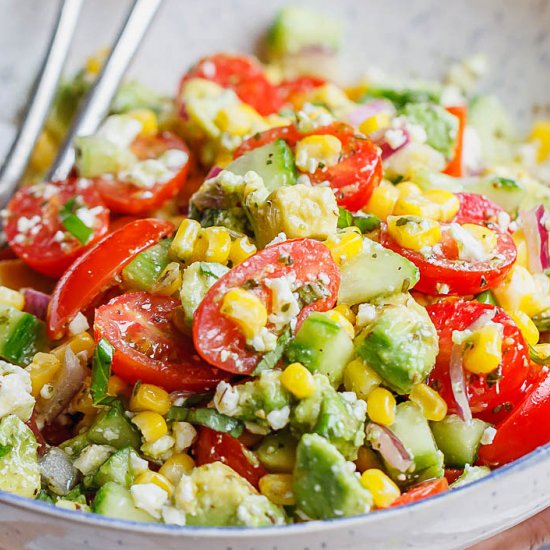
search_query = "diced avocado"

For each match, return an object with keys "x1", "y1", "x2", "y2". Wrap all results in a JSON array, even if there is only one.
[
  {"x1": 255, "y1": 430, "x2": 298, "y2": 473},
  {"x1": 0, "y1": 414, "x2": 40, "y2": 498},
  {"x1": 179, "y1": 462, "x2": 286, "y2": 527},
  {"x1": 363, "y1": 87, "x2": 441, "y2": 110},
  {"x1": 93, "y1": 482, "x2": 158, "y2": 522},
  {"x1": 0, "y1": 305, "x2": 46, "y2": 367},
  {"x1": 290, "y1": 374, "x2": 366, "y2": 460},
  {"x1": 180, "y1": 262, "x2": 229, "y2": 326},
  {"x1": 75, "y1": 135, "x2": 137, "y2": 178},
  {"x1": 462, "y1": 175, "x2": 526, "y2": 214},
  {"x1": 266, "y1": 6, "x2": 342, "y2": 57},
  {"x1": 87, "y1": 403, "x2": 141, "y2": 450},
  {"x1": 430, "y1": 415, "x2": 488, "y2": 468},
  {"x1": 402, "y1": 103, "x2": 459, "y2": 160},
  {"x1": 355, "y1": 295, "x2": 438, "y2": 394},
  {"x1": 122, "y1": 239, "x2": 171, "y2": 291},
  {"x1": 338, "y1": 238, "x2": 419, "y2": 306},
  {"x1": 293, "y1": 434, "x2": 372, "y2": 520},
  {"x1": 94, "y1": 447, "x2": 144, "y2": 488},
  {"x1": 110, "y1": 80, "x2": 168, "y2": 115},
  {"x1": 225, "y1": 139, "x2": 297, "y2": 192},
  {"x1": 286, "y1": 312, "x2": 354, "y2": 387},
  {"x1": 59, "y1": 433, "x2": 89, "y2": 458},
  {"x1": 450, "y1": 465, "x2": 491, "y2": 489}
]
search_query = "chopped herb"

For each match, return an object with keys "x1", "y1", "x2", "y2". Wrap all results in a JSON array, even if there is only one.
[
  {"x1": 296, "y1": 281, "x2": 330, "y2": 306},
  {"x1": 529, "y1": 344, "x2": 550, "y2": 366},
  {"x1": 486, "y1": 368, "x2": 503, "y2": 388},
  {"x1": 253, "y1": 327, "x2": 292, "y2": 375},
  {"x1": 90, "y1": 338, "x2": 115, "y2": 405},
  {"x1": 396, "y1": 217, "x2": 411, "y2": 227},
  {"x1": 353, "y1": 214, "x2": 380, "y2": 233},
  {"x1": 0, "y1": 444, "x2": 11, "y2": 459},
  {"x1": 278, "y1": 254, "x2": 294, "y2": 266},
  {"x1": 59, "y1": 197, "x2": 94, "y2": 245},
  {"x1": 243, "y1": 278, "x2": 260, "y2": 290},
  {"x1": 337, "y1": 207, "x2": 354, "y2": 229},
  {"x1": 266, "y1": 160, "x2": 273, "y2": 165},
  {"x1": 490, "y1": 176, "x2": 520, "y2": 190}
]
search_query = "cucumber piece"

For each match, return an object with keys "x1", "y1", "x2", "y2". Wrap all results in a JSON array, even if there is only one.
[
  {"x1": 451, "y1": 465, "x2": 491, "y2": 489},
  {"x1": 94, "y1": 447, "x2": 142, "y2": 488},
  {"x1": 59, "y1": 433, "x2": 89, "y2": 458},
  {"x1": 475, "y1": 290, "x2": 497, "y2": 306},
  {"x1": 255, "y1": 430, "x2": 297, "y2": 473},
  {"x1": 75, "y1": 136, "x2": 137, "y2": 178},
  {"x1": 87, "y1": 404, "x2": 141, "y2": 450},
  {"x1": 338, "y1": 238, "x2": 419, "y2": 306},
  {"x1": 225, "y1": 139, "x2": 297, "y2": 192},
  {"x1": 122, "y1": 239, "x2": 171, "y2": 291},
  {"x1": 286, "y1": 312, "x2": 354, "y2": 387},
  {"x1": 430, "y1": 415, "x2": 488, "y2": 468},
  {"x1": 463, "y1": 176, "x2": 526, "y2": 214},
  {"x1": 92, "y1": 482, "x2": 158, "y2": 522},
  {"x1": 0, "y1": 305, "x2": 46, "y2": 367}
]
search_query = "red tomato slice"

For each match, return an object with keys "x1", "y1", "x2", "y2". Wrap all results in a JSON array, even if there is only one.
[
  {"x1": 380, "y1": 222, "x2": 516, "y2": 296},
  {"x1": 193, "y1": 238, "x2": 340, "y2": 374},
  {"x1": 391, "y1": 478, "x2": 449, "y2": 507},
  {"x1": 93, "y1": 132, "x2": 190, "y2": 216},
  {"x1": 443, "y1": 105, "x2": 467, "y2": 177},
  {"x1": 477, "y1": 370, "x2": 550, "y2": 467},
  {"x1": 454, "y1": 192, "x2": 504, "y2": 226},
  {"x1": 235, "y1": 122, "x2": 383, "y2": 212},
  {"x1": 444, "y1": 468, "x2": 463, "y2": 485},
  {"x1": 4, "y1": 178, "x2": 109, "y2": 278},
  {"x1": 94, "y1": 293, "x2": 228, "y2": 392},
  {"x1": 194, "y1": 427, "x2": 267, "y2": 489},
  {"x1": 47, "y1": 218, "x2": 173, "y2": 340},
  {"x1": 277, "y1": 76, "x2": 326, "y2": 109},
  {"x1": 427, "y1": 300, "x2": 531, "y2": 423},
  {"x1": 179, "y1": 53, "x2": 283, "y2": 116}
]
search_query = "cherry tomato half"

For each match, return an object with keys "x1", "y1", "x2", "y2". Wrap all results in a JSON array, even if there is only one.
[
  {"x1": 391, "y1": 478, "x2": 449, "y2": 507},
  {"x1": 4, "y1": 179, "x2": 109, "y2": 278},
  {"x1": 193, "y1": 238, "x2": 340, "y2": 375},
  {"x1": 94, "y1": 293, "x2": 228, "y2": 392},
  {"x1": 47, "y1": 218, "x2": 173, "y2": 339},
  {"x1": 427, "y1": 300, "x2": 531, "y2": 423},
  {"x1": 454, "y1": 192, "x2": 504, "y2": 226},
  {"x1": 277, "y1": 75, "x2": 326, "y2": 109}
]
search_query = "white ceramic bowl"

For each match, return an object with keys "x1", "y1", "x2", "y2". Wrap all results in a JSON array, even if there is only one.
[{"x1": 1, "y1": 1, "x2": 550, "y2": 548}]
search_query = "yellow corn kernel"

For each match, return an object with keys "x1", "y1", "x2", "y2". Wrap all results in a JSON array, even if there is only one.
[
  {"x1": 126, "y1": 108, "x2": 158, "y2": 137},
  {"x1": 85, "y1": 47, "x2": 109, "y2": 76},
  {"x1": 192, "y1": 226, "x2": 232, "y2": 264},
  {"x1": 130, "y1": 383, "x2": 172, "y2": 415},
  {"x1": 508, "y1": 310, "x2": 539, "y2": 346},
  {"x1": 324, "y1": 230, "x2": 363, "y2": 264},
  {"x1": 107, "y1": 375, "x2": 129, "y2": 397},
  {"x1": 530, "y1": 120, "x2": 550, "y2": 162},
  {"x1": 333, "y1": 304, "x2": 356, "y2": 325},
  {"x1": 355, "y1": 446, "x2": 382, "y2": 473},
  {"x1": 462, "y1": 325, "x2": 503, "y2": 375},
  {"x1": 358, "y1": 112, "x2": 391, "y2": 135},
  {"x1": 71, "y1": 380, "x2": 96, "y2": 417},
  {"x1": 367, "y1": 387, "x2": 396, "y2": 426},
  {"x1": 364, "y1": 181, "x2": 400, "y2": 220},
  {"x1": 423, "y1": 189, "x2": 461, "y2": 222},
  {"x1": 229, "y1": 236, "x2": 257, "y2": 265},
  {"x1": 259, "y1": 474, "x2": 295, "y2": 506},
  {"x1": 461, "y1": 224, "x2": 498, "y2": 253},
  {"x1": 409, "y1": 383, "x2": 448, "y2": 422},
  {"x1": 512, "y1": 229, "x2": 529, "y2": 269},
  {"x1": 360, "y1": 469, "x2": 401, "y2": 508},
  {"x1": 170, "y1": 219, "x2": 201, "y2": 262},
  {"x1": 214, "y1": 103, "x2": 265, "y2": 136},
  {"x1": 159, "y1": 453, "x2": 195, "y2": 486},
  {"x1": 134, "y1": 471, "x2": 174, "y2": 496},
  {"x1": 280, "y1": 362, "x2": 316, "y2": 399},
  {"x1": 27, "y1": 353, "x2": 62, "y2": 397},
  {"x1": 132, "y1": 411, "x2": 168, "y2": 442},
  {"x1": 213, "y1": 149, "x2": 234, "y2": 168},
  {"x1": 0, "y1": 286, "x2": 24, "y2": 310},
  {"x1": 151, "y1": 262, "x2": 182, "y2": 296},
  {"x1": 395, "y1": 181, "x2": 422, "y2": 197},
  {"x1": 343, "y1": 358, "x2": 382, "y2": 401},
  {"x1": 295, "y1": 135, "x2": 343, "y2": 173},
  {"x1": 387, "y1": 215, "x2": 442, "y2": 252},
  {"x1": 393, "y1": 193, "x2": 441, "y2": 220},
  {"x1": 52, "y1": 332, "x2": 95, "y2": 362},
  {"x1": 324, "y1": 310, "x2": 355, "y2": 339},
  {"x1": 220, "y1": 288, "x2": 267, "y2": 340},
  {"x1": 533, "y1": 343, "x2": 550, "y2": 362},
  {"x1": 29, "y1": 130, "x2": 57, "y2": 174}
]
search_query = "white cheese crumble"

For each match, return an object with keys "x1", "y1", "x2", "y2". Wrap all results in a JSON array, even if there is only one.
[
  {"x1": 174, "y1": 475, "x2": 197, "y2": 513},
  {"x1": 296, "y1": 103, "x2": 335, "y2": 132},
  {"x1": 172, "y1": 421, "x2": 197, "y2": 453},
  {"x1": 448, "y1": 223, "x2": 494, "y2": 262},
  {"x1": 213, "y1": 381, "x2": 240, "y2": 416},
  {"x1": 263, "y1": 274, "x2": 300, "y2": 331},
  {"x1": 141, "y1": 435, "x2": 175, "y2": 461},
  {"x1": 248, "y1": 327, "x2": 278, "y2": 353},
  {"x1": 265, "y1": 232, "x2": 288, "y2": 247},
  {"x1": 266, "y1": 406, "x2": 290, "y2": 430},
  {"x1": 130, "y1": 453, "x2": 149, "y2": 475},
  {"x1": 1, "y1": 361, "x2": 35, "y2": 421},
  {"x1": 480, "y1": 426, "x2": 497, "y2": 445},
  {"x1": 68, "y1": 312, "x2": 89, "y2": 336},
  {"x1": 355, "y1": 304, "x2": 377, "y2": 328},
  {"x1": 130, "y1": 483, "x2": 169, "y2": 519},
  {"x1": 96, "y1": 115, "x2": 142, "y2": 148},
  {"x1": 384, "y1": 128, "x2": 407, "y2": 150},
  {"x1": 73, "y1": 445, "x2": 114, "y2": 475},
  {"x1": 162, "y1": 505, "x2": 186, "y2": 525}
]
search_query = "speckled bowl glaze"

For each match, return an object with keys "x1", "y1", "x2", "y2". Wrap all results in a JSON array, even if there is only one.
[{"x1": 1, "y1": 1, "x2": 550, "y2": 548}]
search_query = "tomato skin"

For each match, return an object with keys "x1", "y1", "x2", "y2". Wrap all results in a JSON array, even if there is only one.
[
  {"x1": 94, "y1": 292, "x2": 229, "y2": 392},
  {"x1": 391, "y1": 478, "x2": 449, "y2": 507},
  {"x1": 194, "y1": 427, "x2": 267, "y2": 489},
  {"x1": 455, "y1": 192, "x2": 504, "y2": 226},
  {"x1": 444, "y1": 468, "x2": 463, "y2": 485},
  {"x1": 443, "y1": 105, "x2": 467, "y2": 177},
  {"x1": 427, "y1": 300, "x2": 531, "y2": 424},
  {"x1": 47, "y1": 218, "x2": 174, "y2": 340},
  {"x1": 194, "y1": 238, "x2": 340, "y2": 375},
  {"x1": 277, "y1": 76, "x2": 326, "y2": 109},
  {"x1": 4, "y1": 179, "x2": 109, "y2": 278},
  {"x1": 380, "y1": 222, "x2": 516, "y2": 296},
  {"x1": 93, "y1": 133, "x2": 190, "y2": 215}
]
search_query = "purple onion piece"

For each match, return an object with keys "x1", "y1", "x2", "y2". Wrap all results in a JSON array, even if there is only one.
[
  {"x1": 535, "y1": 205, "x2": 550, "y2": 271},
  {"x1": 520, "y1": 205, "x2": 550, "y2": 273},
  {"x1": 205, "y1": 165, "x2": 223, "y2": 180},
  {"x1": 367, "y1": 422, "x2": 413, "y2": 472},
  {"x1": 21, "y1": 288, "x2": 50, "y2": 321},
  {"x1": 346, "y1": 100, "x2": 395, "y2": 128},
  {"x1": 371, "y1": 127, "x2": 411, "y2": 160}
]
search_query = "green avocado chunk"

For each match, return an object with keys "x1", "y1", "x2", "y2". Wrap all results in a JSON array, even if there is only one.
[
  {"x1": 293, "y1": 433, "x2": 372, "y2": 520},
  {"x1": 87, "y1": 402, "x2": 141, "y2": 450},
  {"x1": 93, "y1": 482, "x2": 158, "y2": 522},
  {"x1": 255, "y1": 430, "x2": 298, "y2": 473}
]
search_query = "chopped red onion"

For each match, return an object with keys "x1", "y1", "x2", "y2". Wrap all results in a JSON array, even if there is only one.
[
  {"x1": 21, "y1": 288, "x2": 50, "y2": 321},
  {"x1": 367, "y1": 422, "x2": 413, "y2": 472},
  {"x1": 345, "y1": 100, "x2": 395, "y2": 128},
  {"x1": 205, "y1": 165, "x2": 223, "y2": 181},
  {"x1": 521, "y1": 205, "x2": 550, "y2": 273},
  {"x1": 371, "y1": 127, "x2": 411, "y2": 160}
]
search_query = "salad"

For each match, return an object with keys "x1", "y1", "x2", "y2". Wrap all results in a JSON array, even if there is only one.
[{"x1": 1, "y1": 5, "x2": 550, "y2": 527}]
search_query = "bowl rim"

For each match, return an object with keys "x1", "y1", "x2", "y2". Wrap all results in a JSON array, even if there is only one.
[{"x1": 1, "y1": 441, "x2": 549, "y2": 537}]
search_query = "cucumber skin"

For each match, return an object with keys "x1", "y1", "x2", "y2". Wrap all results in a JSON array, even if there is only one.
[
  {"x1": 93, "y1": 482, "x2": 157, "y2": 522},
  {"x1": 87, "y1": 406, "x2": 141, "y2": 451},
  {"x1": 122, "y1": 239, "x2": 171, "y2": 291}
]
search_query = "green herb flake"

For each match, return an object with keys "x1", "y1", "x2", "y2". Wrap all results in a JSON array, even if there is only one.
[
  {"x1": 59, "y1": 197, "x2": 94, "y2": 245},
  {"x1": 90, "y1": 338, "x2": 115, "y2": 405}
]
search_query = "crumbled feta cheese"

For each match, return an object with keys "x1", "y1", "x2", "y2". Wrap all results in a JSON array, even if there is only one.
[
  {"x1": 162, "y1": 505, "x2": 186, "y2": 525},
  {"x1": 480, "y1": 426, "x2": 497, "y2": 445},
  {"x1": 266, "y1": 406, "x2": 290, "y2": 430},
  {"x1": 436, "y1": 283, "x2": 450, "y2": 295},
  {"x1": 174, "y1": 475, "x2": 197, "y2": 513},
  {"x1": 213, "y1": 381, "x2": 240, "y2": 416},
  {"x1": 385, "y1": 128, "x2": 407, "y2": 150},
  {"x1": 244, "y1": 422, "x2": 270, "y2": 435},
  {"x1": 0, "y1": 361, "x2": 35, "y2": 421},
  {"x1": 121, "y1": 159, "x2": 171, "y2": 188},
  {"x1": 40, "y1": 383, "x2": 54, "y2": 400},
  {"x1": 17, "y1": 215, "x2": 41, "y2": 234},
  {"x1": 160, "y1": 149, "x2": 189, "y2": 171},
  {"x1": 462, "y1": 126, "x2": 484, "y2": 174},
  {"x1": 96, "y1": 115, "x2": 142, "y2": 148},
  {"x1": 296, "y1": 174, "x2": 312, "y2": 186},
  {"x1": 237, "y1": 494, "x2": 285, "y2": 526},
  {"x1": 497, "y1": 211, "x2": 511, "y2": 233},
  {"x1": 405, "y1": 122, "x2": 428, "y2": 144},
  {"x1": 53, "y1": 230, "x2": 66, "y2": 243},
  {"x1": 141, "y1": 435, "x2": 175, "y2": 461},
  {"x1": 172, "y1": 421, "x2": 197, "y2": 453},
  {"x1": 448, "y1": 223, "x2": 493, "y2": 262},
  {"x1": 265, "y1": 232, "x2": 288, "y2": 247},
  {"x1": 68, "y1": 312, "x2": 89, "y2": 336},
  {"x1": 248, "y1": 327, "x2": 278, "y2": 353},
  {"x1": 130, "y1": 483, "x2": 168, "y2": 519},
  {"x1": 130, "y1": 452, "x2": 149, "y2": 475},
  {"x1": 356, "y1": 304, "x2": 377, "y2": 328},
  {"x1": 73, "y1": 445, "x2": 114, "y2": 475},
  {"x1": 263, "y1": 274, "x2": 300, "y2": 330},
  {"x1": 296, "y1": 103, "x2": 335, "y2": 132}
]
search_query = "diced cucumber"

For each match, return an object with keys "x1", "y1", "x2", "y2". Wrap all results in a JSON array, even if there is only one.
[
  {"x1": 463, "y1": 176, "x2": 526, "y2": 214},
  {"x1": 475, "y1": 290, "x2": 497, "y2": 306},
  {"x1": 286, "y1": 312, "x2": 354, "y2": 387},
  {"x1": 59, "y1": 433, "x2": 90, "y2": 458},
  {"x1": 87, "y1": 404, "x2": 141, "y2": 450},
  {"x1": 92, "y1": 482, "x2": 158, "y2": 522},
  {"x1": 75, "y1": 136, "x2": 137, "y2": 178},
  {"x1": 225, "y1": 139, "x2": 297, "y2": 192},
  {"x1": 0, "y1": 305, "x2": 46, "y2": 367},
  {"x1": 94, "y1": 447, "x2": 142, "y2": 488},
  {"x1": 338, "y1": 238, "x2": 419, "y2": 306},
  {"x1": 430, "y1": 415, "x2": 488, "y2": 468},
  {"x1": 450, "y1": 465, "x2": 491, "y2": 489},
  {"x1": 122, "y1": 239, "x2": 171, "y2": 291},
  {"x1": 255, "y1": 430, "x2": 298, "y2": 473}
]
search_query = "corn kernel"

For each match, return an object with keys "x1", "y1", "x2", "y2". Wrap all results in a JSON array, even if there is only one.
[
  {"x1": 70, "y1": 380, "x2": 96, "y2": 417},
  {"x1": 132, "y1": 411, "x2": 168, "y2": 442},
  {"x1": 343, "y1": 358, "x2": 382, "y2": 401},
  {"x1": 85, "y1": 48, "x2": 109, "y2": 76},
  {"x1": 0, "y1": 286, "x2": 24, "y2": 310},
  {"x1": 259, "y1": 474, "x2": 295, "y2": 506},
  {"x1": 530, "y1": 120, "x2": 550, "y2": 162},
  {"x1": 295, "y1": 135, "x2": 343, "y2": 173},
  {"x1": 134, "y1": 471, "x2": 174, "y2": 496},
  {"x1": 364, "y1": 181, "x2": 400, "y2": 220},
  {"x1": 170, "y1": 219, "x2": 201, "y2": 262},
  {"x1": 387, "y1": 215, "x2": 441, "y2": 252},
  {"x1": 423, "y1": 189, "x2": 461, "y2": 222},
  {"x1": 324, "y1": 230, "x2": 363, "y2": 264},
  {"x1": 229, "y1": 236, "x2": 257, "y2": 266},
  {"x1": 355, "y1": 446, "x2": 382, "y2": 473},
  {"x1": 533, "y1": 343, "x2": 550, "y2": 362},
  {"x1": 395, "y1": 181, "x2": 423, "y2": 197},
  {"x1": 107, "y1": 375, "x2": 129, "y2": 397},
  {"x1": 126, "y1": 108, "x2": 158, "y2": 137},
  {"x1": 29, "y1": 130, "x2": 57, "y2": 174},
  {"x1": 461, "y1": 223, "x2": 498, "y2": 253},
  {"x1": 508, "y1": 310, "x2": 539, "y2": 346},
  {"x1": 130, "y1": 383, "x2": 172, "y2": 415},
  {"x1": 333, "y1": 304, "x2": 356, "y2": 325},
  {"x1": 409, "y1": 383, "x2": 448, "y2": 421},
  {"x1": 192, "y1": 226, "x2": 231, "y2": 264},
  {"x1": 151, "y1": 262, "x2": 182, "y2": 296},
  {"x1": 367, "y1": 387, "x2": 396, "y2": 426},
  {"x1": 52, "y1": 332, "x2": 95, "y2": 362},
  {"x1": 280, "y1": 362, "x2": 316, "y2": 399},
  {"x1": 462, "y1": 325, "x2": 503, "y2": 375},
  {"x1": 324, "y1": 310, "x2": 355, "y2": 339},
  {"x1": 359, "y1": 112, "x2": 391, "y2": 135},
  {"x1": 159, "y1": 453, "x2": 195, "y2": 486},
  {"x1": 27, "y1": 353, "x2": 61, "y2": 397},
  {"x1": 394, "y1": 193, "x2": 441, "y2": 220},
  {"x1": 360, "y1": 469, "x2": 401, "y2": 508},
  {"x1": 220, "y1": 288, "x2": 267, "y2": 340},
  {"x1": 512, "y1": 229, "x2": 529, "y2": 269},
  {"x1": 214, "y1": 103, "x2": 265, "y2": 137}
]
